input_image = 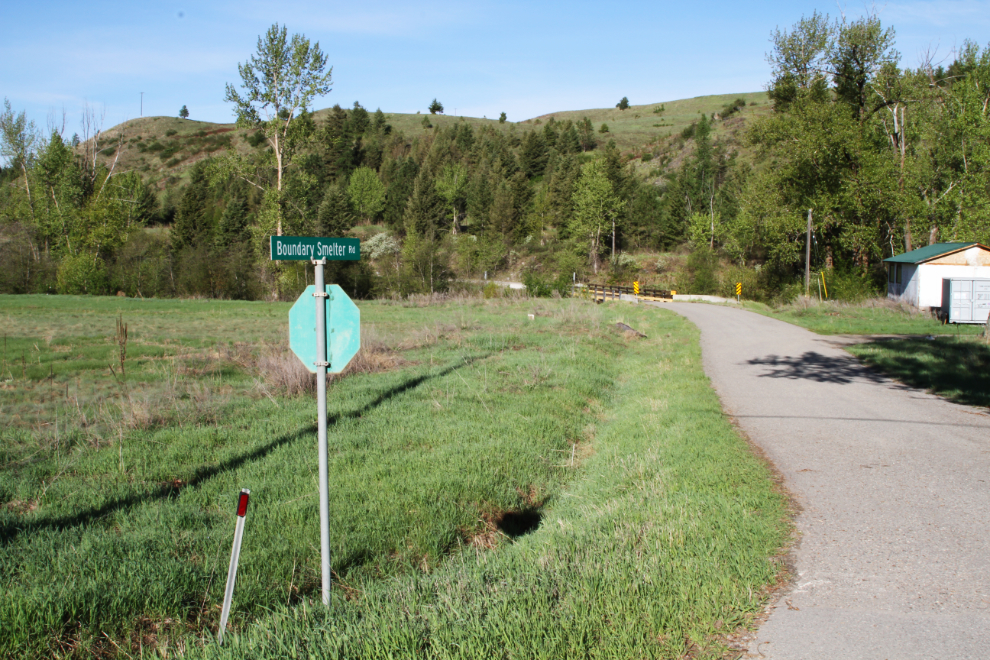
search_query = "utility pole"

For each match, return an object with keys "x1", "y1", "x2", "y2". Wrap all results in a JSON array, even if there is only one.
[{"x1": 805, "y1": 209, "x2": 812, "y2": 297}]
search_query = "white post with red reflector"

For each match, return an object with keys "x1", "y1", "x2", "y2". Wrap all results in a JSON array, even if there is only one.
[{"x1": 218, "y1": 488, "x2": 250, "y2": 645}]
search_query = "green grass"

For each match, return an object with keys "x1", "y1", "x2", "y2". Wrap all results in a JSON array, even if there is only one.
[
  {"x1": 742, "y1": 298, "x2": 986, "y2": 336},
  {"x1": 1, "y1": 294, "x2": 788, "y2": 659},
  {"x1": 847, "y1": 335, "x2": 990, "y2": 409}
]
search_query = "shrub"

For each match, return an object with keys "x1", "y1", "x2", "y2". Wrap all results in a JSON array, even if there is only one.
[
  {"x1": 56, "y1": 253, "x2": 109, "y2": 295},
  {"x1": 483, "y1": 282, "x2": 502, "y2": 299},
  {"x1": 599, "y1": 123, "x2": 610, "y2": 134},
  {"x1": 821, "y1": 267, "x2": 883, "y2": 302},
  {"x1": 522, "y1": 270, "x2": 554, "y2": 297},
  {"x1": 165, "y1": 129, "x2": 178, "y2": 137},
  {"x1": 246, "y1": 131, "x2": 266, "y2": 147},
  {"x1": 685, "y1": 248, "x2": 718, "y2": 295},
  {"x1": 718, "y1": 97, "x2": 748, "y2": 119},
  {"x1": 159, "y1": 143, "x2": 180, "y2": 160},
  {"x1": 365, "y1": 231, "x2": 401, "y2": 261},
  {"x1": 641, "y1": 152, "x2": 653, "y2": 162},
  {"x1": 680, "y1": 122, "x2": 696, "y2": 140}
]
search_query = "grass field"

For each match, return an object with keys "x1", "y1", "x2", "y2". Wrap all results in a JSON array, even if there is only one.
[{"x1": 1, "y1": 293, "x2": 789, "y2": 659}]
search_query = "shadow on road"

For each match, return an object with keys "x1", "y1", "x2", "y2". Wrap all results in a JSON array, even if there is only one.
[{"x1": 747, "y1": 351, "x2": 888, "y2": 385}]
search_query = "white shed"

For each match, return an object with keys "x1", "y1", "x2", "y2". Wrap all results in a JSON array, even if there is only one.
[{"x1": 884, "y1": 242, "x2": 990, "y2": 309}]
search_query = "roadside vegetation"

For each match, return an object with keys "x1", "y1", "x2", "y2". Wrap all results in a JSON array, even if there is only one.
[
  {"x1": 0, "y1": 293, "x2": 789, "y2": 658},
  {"x1": 742, "y1": 297, "x2": 986, "y2": 336}
]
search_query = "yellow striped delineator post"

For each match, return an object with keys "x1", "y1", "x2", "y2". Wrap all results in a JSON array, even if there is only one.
[{"x1": 633, "y1": 281, "x2": 640, "y2": 295}]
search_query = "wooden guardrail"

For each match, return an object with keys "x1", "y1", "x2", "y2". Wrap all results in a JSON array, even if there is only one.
[{"x1": 574, "y1": 283, "x2": 674, "y2": 302}]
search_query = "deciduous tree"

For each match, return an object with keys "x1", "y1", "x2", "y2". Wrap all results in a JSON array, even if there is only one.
[
  {"x1": 224, "y1": 23, "x2": 333, "y2": 236},
  {"x1": 0, "y1": 98, "x2": 39, "y2": 221},
  {"x1": 571, "y1": 160, "x2": 625, "y2": 273},
  {"x1": 347, "y1": 166, "x2": 386, "y2": 223}
]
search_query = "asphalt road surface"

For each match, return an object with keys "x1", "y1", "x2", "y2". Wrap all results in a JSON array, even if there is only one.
[{"x1": 661, "y1": 303, "x2": 990, "y2": 659}]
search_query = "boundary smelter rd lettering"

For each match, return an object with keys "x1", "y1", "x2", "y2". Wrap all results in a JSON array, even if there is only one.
[{"x1": 270, "y1": 236, "x2": 361, "y2": 261}]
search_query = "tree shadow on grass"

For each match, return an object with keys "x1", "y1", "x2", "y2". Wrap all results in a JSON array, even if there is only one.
[
  {"x1": 746, "y1": 351, "x2": 889, "y2": 385},
  {"x1": 0, "y1": 355, "x2": 487, "y2": 545},
  {"x1": 849, "y1": 337, "x2": 990, "y2": 409}
]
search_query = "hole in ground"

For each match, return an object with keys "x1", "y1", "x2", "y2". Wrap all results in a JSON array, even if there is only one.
[{"x1": 496, "y1": 509, "x2": 542, "y2": 538}]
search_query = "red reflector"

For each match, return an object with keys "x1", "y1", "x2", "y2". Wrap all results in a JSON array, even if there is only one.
[{"x1": 236, "y1": 490, "x2": 250, "y2": 517}]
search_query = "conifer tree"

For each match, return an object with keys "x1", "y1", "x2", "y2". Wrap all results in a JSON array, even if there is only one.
[
  {"x1": 317, "y1": 183, "x2": 354, "y2": 236},
  {"x1": 578, "y1": 117, "x2": 596, "y2": 151}
]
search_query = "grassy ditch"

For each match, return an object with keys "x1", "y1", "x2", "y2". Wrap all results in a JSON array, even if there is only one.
[{"x1": 1, "y1": 294, "x2": 788, "y2": 659}]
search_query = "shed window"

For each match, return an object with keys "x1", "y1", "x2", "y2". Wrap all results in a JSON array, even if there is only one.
[{"x1": 889, "y1": 264, "x2": 903, "y2": 284}]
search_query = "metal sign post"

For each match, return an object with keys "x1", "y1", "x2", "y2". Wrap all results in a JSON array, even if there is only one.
[
  {"x1": 313, "y1": 260, "x2": 332, "y2": 606},
  {"x1": 273, "y1": 236, "x2": 361, "y2": 609}
]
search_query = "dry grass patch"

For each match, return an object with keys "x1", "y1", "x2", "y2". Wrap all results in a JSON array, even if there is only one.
[{"x1": 255, "y1": 325, "x2": 405, "y2": 396}]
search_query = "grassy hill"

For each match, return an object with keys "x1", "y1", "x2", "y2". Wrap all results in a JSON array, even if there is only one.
[
  {"x1": 521, "y1": 91, "x2": 770, "y2": 150},
  {"x1": 89, "y1": 91, "x2": 770, "y2": 192}
]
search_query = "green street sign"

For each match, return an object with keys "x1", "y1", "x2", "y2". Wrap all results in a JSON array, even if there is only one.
[
  {"x1": 288, "y1": 285, "x2": 361, "y2": 374},
  {"x1": 271, "y1": 236, "x2": 360, "y2": 261}
]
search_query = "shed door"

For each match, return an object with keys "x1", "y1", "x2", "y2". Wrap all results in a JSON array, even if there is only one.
[
  {"x1": 975, "y1": 281, "x2": 990, "y2": 323},
  {"x1": 952, "y1": 281, "x2": 973, "y2": 321}
]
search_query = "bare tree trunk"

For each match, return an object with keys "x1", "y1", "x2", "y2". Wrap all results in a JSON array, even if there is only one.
[
  {"x1": 21, "y1": 163, "x2": 35, "y2": 222},
  {"x1": 709, "y1": 189, "x2": 715, "y2": 249},
  {"x1": 900, "y1": 106, "x2": 911, "y2": 252},
  {"x1": 273, "y1": 131, "x2": 283, "y2": 236}
]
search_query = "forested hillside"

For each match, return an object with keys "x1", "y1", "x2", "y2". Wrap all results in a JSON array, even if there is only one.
[{"x1": 2, "y1": 12, "x2": 989, "y2": 302}]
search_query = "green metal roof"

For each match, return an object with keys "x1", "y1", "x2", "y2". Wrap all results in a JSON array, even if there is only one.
[{"x1": 884, "y1": 242, "x2": 980, "y2": 264}]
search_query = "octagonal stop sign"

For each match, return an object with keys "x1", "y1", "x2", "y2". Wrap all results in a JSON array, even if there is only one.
[{"x1": 288, "y1": 284, "x2": 361, "y2": 374}]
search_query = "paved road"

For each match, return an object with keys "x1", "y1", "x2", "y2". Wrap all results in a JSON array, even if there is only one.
[{"x1": 660, "y1": 303, "x2": 990, "y2": 659}]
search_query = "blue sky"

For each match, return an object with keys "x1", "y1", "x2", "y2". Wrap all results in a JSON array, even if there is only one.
[{"x1": 2, "y1": 0, "x2": 989, "y2": 138}]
